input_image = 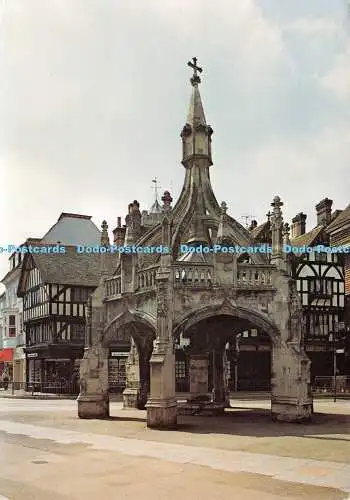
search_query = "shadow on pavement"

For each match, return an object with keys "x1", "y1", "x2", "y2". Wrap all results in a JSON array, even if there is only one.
[{"x1": 173, "y1": 408, "x2": 350, "y2": 439}]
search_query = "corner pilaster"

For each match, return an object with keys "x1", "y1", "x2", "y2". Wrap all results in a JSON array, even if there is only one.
[
  {"x1": 77, "y1": 343, "x2": 109, "y2": 419},
  {"x1": 146, "y1": 217, "x2": 177, "y2": 428}
]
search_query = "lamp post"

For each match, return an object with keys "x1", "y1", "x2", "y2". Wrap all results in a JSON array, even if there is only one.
[
  {"x1": 329, "y1": 322, "x2": 348, "y2": 403},
  {"x1": 234, "y1": 333, "x2": 242, "y2": 393},
  {"x1": 329, "y1": 332, "x2": 337, "y2": 403}
]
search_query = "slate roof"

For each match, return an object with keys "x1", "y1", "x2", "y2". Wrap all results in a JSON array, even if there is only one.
[
  {"x1": 41, "y1": 213, "x2": 101, "y2": 246},
  {"x1": 291, "y1": 226, "x2": 324, "y2": 247},
  {"x1": 149, "y1": 199, "x2": 163, "y2": 214},
  {"x1": 22, "y1": 246, "x2": 101, "y2": 290},
  {"x1": 251, "y1": 221, "x2": 269, "y2": 240},
  {"x1": 327, "y1": 205, "x2": 350, "y2": 232}
]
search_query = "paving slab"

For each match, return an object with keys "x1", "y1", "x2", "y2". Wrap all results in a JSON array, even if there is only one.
[
  {"x1": 0, "y1": 419, "x2": 350, "y2": 496},
  {"x1": 1, "y1": 398, "x2": 349, "y2": 499},
  {"x1": 4, "y1": 400, "x2": 350, "y2": 464}
]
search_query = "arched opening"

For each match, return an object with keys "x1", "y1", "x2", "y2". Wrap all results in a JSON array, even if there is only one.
[
  {"x1": 102, "y1": 312, "x2": 156, "y2": 410},
  {"x1": 229, "y1": 329, "x2": 271, "y2": 392},
  {"x1": 102, "y1": 323, "x2": 132, "y2": 396},
  {"x1": 173, "y1": 307, "x2": 280, "y2": 404}
]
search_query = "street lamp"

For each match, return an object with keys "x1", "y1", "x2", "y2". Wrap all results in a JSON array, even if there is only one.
[
  {"x1": 234, "y1": 333, "x2": 242, "y2": 393},
  {"x1": 329, "y1": 324, "x2": 346, "y2": 403},
  {"x1": 328, "y1": 332, "x2": 337, "y2": 402}
]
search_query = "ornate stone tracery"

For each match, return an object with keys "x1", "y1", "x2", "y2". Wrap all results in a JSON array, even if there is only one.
[{"x1": 77, "y1": 58, "x2": 312, "y2": 427}]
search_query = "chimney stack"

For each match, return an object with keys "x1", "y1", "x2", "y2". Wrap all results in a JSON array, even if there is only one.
[
  {"x1": 113, "y1": 217, "x2": 125, "y2": 245},
  {"x1": 291, "y1": 213, "x2": 307, "y2": 238},
  {"x1": 316, "y1": 198, "x2": 333, "y2": 226}
]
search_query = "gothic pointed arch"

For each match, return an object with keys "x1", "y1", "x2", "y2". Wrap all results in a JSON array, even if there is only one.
[
  {"x1": 103, "y1": 309, "x2": 156, "y2": 345},
  {"x1": 173, "y1": 302, "x2": 281, "y2": 345}
]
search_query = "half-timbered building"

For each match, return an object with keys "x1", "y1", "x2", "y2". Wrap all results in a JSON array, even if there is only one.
[
  {"x1": 17, "y1": 245, "x2": 101, "y2": 390},
  {"x1": 16, "y1": 213, "x2": 105, "y2": 392},
  {"x1": 290, "y1": 199, "x2": 346, "y2": 380},
  {"x1": 328, "y1": 203, "x2": 350, "y2": 370},
  {"x1": 223, "y1": 198, "x2": 348, "y2": 388}
]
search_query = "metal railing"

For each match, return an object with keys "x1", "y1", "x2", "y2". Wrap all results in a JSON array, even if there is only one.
[
  {"x1": 27, "y1": 381, "x2": 80, "y2": 395},
  {"x1": 313, "y1": 376, "x2": 350, "y2": 394},
  {"x1": 0, "y1": 380, "x2": 126, "y2": 396},
  {"x1": 0, "y1": 381, "x2": 80, "y2": 395}
]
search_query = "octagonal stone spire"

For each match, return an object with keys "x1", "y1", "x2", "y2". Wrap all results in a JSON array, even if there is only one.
[{"x1": 181, "y1": 57, "x2": 213, "y2": 167}]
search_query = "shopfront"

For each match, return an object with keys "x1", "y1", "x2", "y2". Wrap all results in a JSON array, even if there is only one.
[
  {"x1": 25, "y1": 345, "x2": 83, "y2": 393},
  {"x1": 108, "y1": 349, "x2": 128, "y2": 393},
  {"x1": 0, "y1": 348, "x2": 14, "y2": 380}
]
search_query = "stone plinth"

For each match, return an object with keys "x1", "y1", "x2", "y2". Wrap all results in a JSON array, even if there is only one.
[
  {"x1": 146, "y1": 398, "x2": 178, "y2": 429},
  {"x1": 77, "y1": 394, "x2": 109, "y2": 419},
  {"x1": 178, "y1": 400, "x2": 226, "y2": 416},
  {"x1": 271, "y1": 395, "x2": 312, "y2": 422},
  {"x1": 146, "y1": 345, "x2": 177, "y2": 428},
  {"x1": 189, "y1": 354, "x2": 209, "y2": 394},
  {"x1": 123, "y1": 388, "x2": 139, "y2": 408},
  {"x1": 122, "y1": 340, "x2": 140, "y2": 408}
]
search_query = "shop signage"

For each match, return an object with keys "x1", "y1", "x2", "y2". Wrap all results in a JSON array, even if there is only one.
[
  {"x1": 305, "y1": 346, "x2": 327, "y2": 352},
  {"x1": 27, "y1": 353, "x2": 38, "y2": 358},
  {"x1": 111, "y1": 352, "x2": 128, "y2": 357}
]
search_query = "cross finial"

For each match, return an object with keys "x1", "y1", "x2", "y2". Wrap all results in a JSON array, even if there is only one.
[
  {"x1": 271, "y1": 195, "x2": 283, "y2": 211},
  {"x1": 188, "y1": 57, "x2": 202, "y2": 86},
  {"x1": 151, "y1": 177, "x2": 161, "y2": 202}
]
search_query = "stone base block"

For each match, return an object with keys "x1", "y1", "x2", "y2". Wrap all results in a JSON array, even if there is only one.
[
  {"x1": 123, "y1": 388, "x2": 139, "y2": 409},
  {"x1": 77, "y1": 394, "x2": 109, "y2": 419},
  {"x1": 178, "y1": 401, "x2": 226, "y2": 416},
  {"x1": 271, "y1": 400, "x2": 313, "y2": 423},
  {"x1": 146, "y1": 398, "x2": 178, "y2": 429}
]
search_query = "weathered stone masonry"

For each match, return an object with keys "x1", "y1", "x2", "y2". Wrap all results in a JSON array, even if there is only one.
[{"x1": 77, "y1": 58, "x2": 313, "y2": 427}]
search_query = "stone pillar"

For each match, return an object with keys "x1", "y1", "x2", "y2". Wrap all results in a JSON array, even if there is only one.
[
  {"x1": 146, "y1": 340, "x2": 177, "y2": 428},
  {"x1": 223, "y1": 350, "x2": 231, "y2": 405},
  {"x1": 189, "y1": 354, "x2": 209, "y2": 395},
  {"x1": 271, "y1": 342, "x2": 312, "y2": 422},
  {"x1": 268, "y1": 249, "x2": 313, "y2": 422},
  {"x1": 146, "y1": 216, "x2": 177, "y2": 428},
  {"x1": 123, "y1": 339, "x2": 140, "y2": 409},
  {"x1": 138, "y1": 355, "x2": 150, "y2": 409},
  {"x1": 270, "y1": 196, "x2": 284, "y2": 270},
  {"x1": 212, "y1": 349, "x2": 230, "y2": 405},
  {"x1": 77, "y1": 343, "x2": 109, "y2": 419}
]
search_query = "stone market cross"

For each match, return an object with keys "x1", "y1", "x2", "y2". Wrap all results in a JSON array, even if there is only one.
[{"x1": 77, "y1": 59, "x2": 312, "y2": 428}]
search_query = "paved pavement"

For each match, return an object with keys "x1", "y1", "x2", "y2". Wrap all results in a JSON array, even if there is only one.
[{"x1": 0, "y1": 399, "x2": 349, "y2": 499}]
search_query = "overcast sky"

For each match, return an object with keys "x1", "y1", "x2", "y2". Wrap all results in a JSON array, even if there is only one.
[{"x1": 0, "y1": 0, "x2": 349, "y2": 287}]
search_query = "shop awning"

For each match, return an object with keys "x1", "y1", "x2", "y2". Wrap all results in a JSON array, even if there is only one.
[{"x1": 0, "y1": 348, "x2": 13, "y2": 362}]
